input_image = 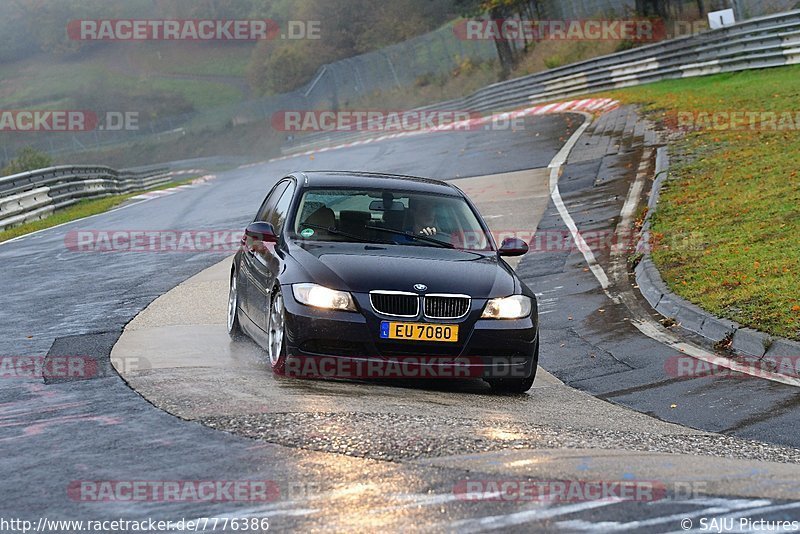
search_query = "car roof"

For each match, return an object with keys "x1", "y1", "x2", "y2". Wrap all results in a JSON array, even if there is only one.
[{"x1": 293, "y1": 171, "x2": 462, "y2": 196}]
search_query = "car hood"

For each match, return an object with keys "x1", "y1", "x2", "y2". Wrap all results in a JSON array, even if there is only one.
[{"x1": 287, "y1": 242, "x2": 517, "y2": 298}]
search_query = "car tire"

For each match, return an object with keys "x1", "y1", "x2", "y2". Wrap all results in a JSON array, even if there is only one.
[
  {"x1": 487, "y1": 373, "x2": 535, "y2": 394},
  {"x1": 227, "y1": 270, "x2": 243, "y2": 340},
  {"x1": 487, "y1": 339, "x2": 538, "y2": 393},
  {"x1": 267, "y1": 286, "x2": 288, "y2": 375}
]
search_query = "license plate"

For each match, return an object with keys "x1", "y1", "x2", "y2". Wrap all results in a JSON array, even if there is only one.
[{"x1": 380, "y1": 321, "x2": 459, "y2": 342}]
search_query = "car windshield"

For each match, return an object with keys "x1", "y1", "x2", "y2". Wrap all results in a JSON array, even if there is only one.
[{"x1": 291, "y1": 188, "x2": 493, "y2": 250}]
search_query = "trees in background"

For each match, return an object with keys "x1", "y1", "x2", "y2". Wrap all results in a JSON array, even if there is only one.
[
  {"x1": 1, "y1": 0, "x2": 139, "y2": 59},
  {"x1": 246, "y1": 0, "x2": 458, "y2": 95},
  {"x1": 0, "y1": 0, "x2": 290, "y2": 62},
  {"x1": 454, "y1": 0, "x2": 544, "y2": 78},
  {"x1": 455, "y1": 0, "x2": 709, "y2": 77},
  {"x1": 635, "y1": 0, "x2": 708, "y2": 18},
  {"x1": 2, "y1": 147, "x2": 52, "y2": 176},
  {"x1": 0, "y1": 0, "x2": 459, "y2": 97},
  {"x1": 0, "y1": 0, "x2": 712, "y2": 98}
]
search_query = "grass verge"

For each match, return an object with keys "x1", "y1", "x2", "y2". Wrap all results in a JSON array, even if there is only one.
[
  {"x1": 603, "y1": 65, "x2": 800, "y2": 341},
  {"x1": 0, "y1": 178, "x2": 196, "y2": 244}
]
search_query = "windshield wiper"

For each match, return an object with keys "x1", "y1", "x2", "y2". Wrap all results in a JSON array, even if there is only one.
[
  {"x1": 364, "y1": 225, "x2": 455, "y2": 249},
  {"x1": 299, "y1": 223, "x2": 386, "y2": 244}
]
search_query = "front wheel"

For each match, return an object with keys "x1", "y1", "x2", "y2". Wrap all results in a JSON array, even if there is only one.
[
  {"x1": 486, "y1": 373, "x2": 536, "y2": 393},
  {"x1": 227, "y1": 270, "x2": 243, "y2": 339},
  {"x1": 486, "y1": 339, "x2": 538, "y2": 393},
  {"x1": 268, "y1": 288, "x2": 288, "y2": 374}
]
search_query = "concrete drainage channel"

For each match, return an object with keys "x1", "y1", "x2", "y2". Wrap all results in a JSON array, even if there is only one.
[{"x1": 532, "y1": 105, "x2": 800, "y2": 391}]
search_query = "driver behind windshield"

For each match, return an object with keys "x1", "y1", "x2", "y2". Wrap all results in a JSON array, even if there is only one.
[
  {"x1": 407, "y1": 196, "x2": 440, "y2": 237},
  {"x1": 295, "y1": 189, "x2": 491, "y2": 250}
]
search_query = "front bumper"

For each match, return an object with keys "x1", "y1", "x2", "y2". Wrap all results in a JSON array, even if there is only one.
[{"x1": 282, "y1": 287, "x2": 538, "y2": 380}]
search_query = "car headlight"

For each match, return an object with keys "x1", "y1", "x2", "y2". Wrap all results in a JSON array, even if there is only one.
[
  {"x1": 481, "y1": 295, "x2": 531, "y2": 319},
  {"x1": 292, "y1": 283, "x2": 356, "y2": 311}
]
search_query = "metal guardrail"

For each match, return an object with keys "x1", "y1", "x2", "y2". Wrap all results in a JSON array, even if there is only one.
[
  {"x1": 283, "y1": 9, "x2": 800, "y2": 154},
  {"x1": 0, "y1": 166, "x2": 171, "y2": 231}
]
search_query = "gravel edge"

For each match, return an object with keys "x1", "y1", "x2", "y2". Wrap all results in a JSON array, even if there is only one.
[{"x1": 198, "y1": 411, "x2": 800, "y2": 465}]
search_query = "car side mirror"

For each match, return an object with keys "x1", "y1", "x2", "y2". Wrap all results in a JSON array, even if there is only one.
[
  {"x1": 244, "y1": 221, "x2": 278, "y2": 243},
  {"x1": 498, "y1": 237, "x2": 529, "y2": 257}
]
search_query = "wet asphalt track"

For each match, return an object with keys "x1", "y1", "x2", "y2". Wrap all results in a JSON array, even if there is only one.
[{"x1": 2, "y1": 111, "x2": 800, "y2": 530}]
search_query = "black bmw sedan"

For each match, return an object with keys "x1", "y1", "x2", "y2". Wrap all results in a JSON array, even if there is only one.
[{"x1": 228, "y1": 171, "x2": 539, "y2": 392}]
